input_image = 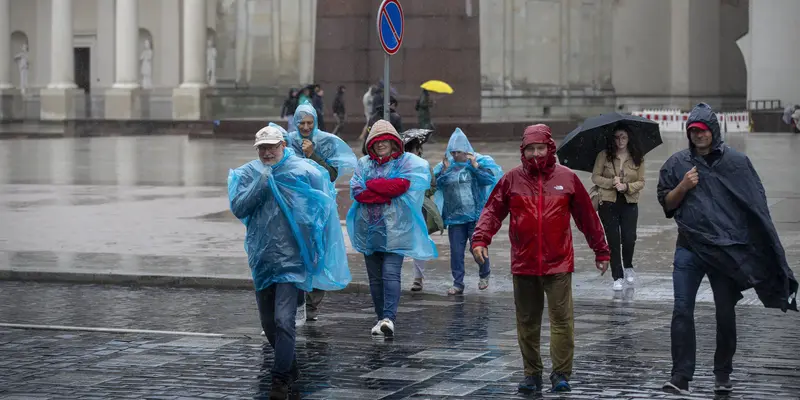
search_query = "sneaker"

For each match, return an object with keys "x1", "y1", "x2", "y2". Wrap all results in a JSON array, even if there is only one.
[
  {"x1": 714, "y1": 374, "x2": 733, "y2": 394},
  {"x1": 624, "y1": 268, "x2": 636, "y2": 284},
  {"x1": 380, "y1": 318, "x2": 395, "y2": 337},
  {"x1": 662, "y1": 375, "x2": 690, "y2": 395},
  {"x1": 517, "y1": 375, "x2": 543, "y2": 393},
  {"x1": 478, "y1": 277, "x2": 490, "y2": 290},
  {"x1": 613, "y1": 278, "x2": 624, "y2": 291},
  {"x1": 269, "y1": 377, "x2": 289, "y2": 400},
  {"x1": 549, "y1": 372, "x2": 571, "y2": 392},
  {"x1": 306, "y1": 309, "x2": 319, "y2": 322},
  {"x1": 411, "y1": 278, "x2": 423, "y2": 292},
  {"x1": 370, "y1": 321, "x2": 383, "y2": 336}
]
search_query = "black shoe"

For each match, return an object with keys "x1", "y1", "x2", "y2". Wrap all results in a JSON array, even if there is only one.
[
  {"x1": 662, "y1": 375, "x2": 690, "y2": 395},
  {"x1": 269, "y1": 377, "x2": 289, "y2": 400},
  {"x1": 549, "y1": 372, "x2": 571, "y2": 392},
  {"x1": 517, "y1": 375, "x2": 543, "y2": 393},
  {"x1": 714, "y1": 374, "x2": 733, "y2": 394}
]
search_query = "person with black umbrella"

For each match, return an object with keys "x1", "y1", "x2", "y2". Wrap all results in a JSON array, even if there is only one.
[{"x1": 591, "y1": 123, "x2": 646, "y2": 291}]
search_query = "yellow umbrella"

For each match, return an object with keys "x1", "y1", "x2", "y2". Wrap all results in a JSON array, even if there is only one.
[{"x1": 420, "y1": 80, "x2": 454, "y2": 94}]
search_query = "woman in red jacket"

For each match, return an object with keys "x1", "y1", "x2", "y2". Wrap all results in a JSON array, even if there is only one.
[{"x1": 471, "y1": 124, "x2": 610, "y2": 394}]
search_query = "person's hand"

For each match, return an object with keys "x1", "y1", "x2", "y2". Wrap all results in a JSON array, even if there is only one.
[
  {"x1": 680, "y1": 166, "x2": 699, "y2": 190},
  {"x1": 466, "y1": 153, "x2": 478, "y2": 168},
  {"x1": 302, "y1": 139, "x2": 314, "y2": 157},
  {"x1": 442, "y1": 157, "x2": 450, "y2": 170},
  {"x1": 613, "y1": 176, "x2": 621, "y2": 185},
  {"x1": 473, "y1": 246, "x2": 488, "y2": 264},
  {"x1": 615, "y1": 182, "x2": 627, "y2": 192},
  {"x1": 596, "y1": 260, "x2": 609, "y2": 275}
]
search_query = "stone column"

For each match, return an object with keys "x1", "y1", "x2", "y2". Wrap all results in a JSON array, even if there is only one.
[
  {"x1": 106, "y1": 0, "x2": 142, "y2": 119},
  {"x1": 172, "y1": 0, "x2": 209, "y2": 120},
  {"x1": 0, "y1": 0, "x2": 23, "y2": 120},
  {"x1": 40, "y1": 0, "x2": 85, "y2": 120}
]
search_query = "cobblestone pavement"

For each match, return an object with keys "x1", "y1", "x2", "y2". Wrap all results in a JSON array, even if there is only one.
[
  {"x1": 1, "y1": 132, "x2": 800, "y2": 299},
  {"x1": 1, "y1": 281, "x2": 799, "y2": 399}
]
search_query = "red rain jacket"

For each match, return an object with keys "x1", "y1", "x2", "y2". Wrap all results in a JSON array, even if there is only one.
[{"x1": 471, "y1": 124, "x2": 610, "y2": 276}]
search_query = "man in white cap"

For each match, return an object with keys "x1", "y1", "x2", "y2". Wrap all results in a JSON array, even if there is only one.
[{"x1": 228, "y1": 125, "x2": 351, "y2": 399}]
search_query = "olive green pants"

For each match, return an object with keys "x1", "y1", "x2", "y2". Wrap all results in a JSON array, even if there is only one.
[{"x1": 513, "y1": 273, "x2": 574, "y2": 379}]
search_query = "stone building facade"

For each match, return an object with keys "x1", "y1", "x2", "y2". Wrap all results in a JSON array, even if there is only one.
[{"x1": 0, "y1": 0, "x2": 795, "y2": 122}]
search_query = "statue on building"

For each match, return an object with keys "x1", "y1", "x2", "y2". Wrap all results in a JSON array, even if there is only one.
[
  {"x1": 140, "y1": 39, "x2": 153, "y2": 89},
  {"x1": 206, "y1": 39, "x2": 217, "y2": 86},
  {"x1": 13, "y1": 43, "x2": 29, "y2": 93}
]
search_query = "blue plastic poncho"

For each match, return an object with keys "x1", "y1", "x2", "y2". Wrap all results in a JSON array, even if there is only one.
[
  {"x1": 284, "y1": 104, "x2": 357, "y2": 178},
  {"x1": 346, "y1": 153, "x2": 437, "y2": 260},
  {"x1": 433, "y1": 128, "x2": 503, "y2": 226},
  {"x1": 227, "y1": 147, "x2": 351, "y2": 292}
]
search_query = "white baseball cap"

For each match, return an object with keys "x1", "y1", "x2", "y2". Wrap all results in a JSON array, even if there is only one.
[{"x1": 253, "y1": 126, "x2": 285, "y2": 147}]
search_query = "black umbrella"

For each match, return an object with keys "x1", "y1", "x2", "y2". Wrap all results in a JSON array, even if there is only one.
[
  {"x1": 400, "y1": 128, "x2": 433, "y2": 145},
  {"x1": 556, "y1": 112, "x2": 662, "y2": 173}
]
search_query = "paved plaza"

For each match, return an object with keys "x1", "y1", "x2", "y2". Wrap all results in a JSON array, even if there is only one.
[{"x1": 1, "y1": 131, "x2": 800, "y2": 398}]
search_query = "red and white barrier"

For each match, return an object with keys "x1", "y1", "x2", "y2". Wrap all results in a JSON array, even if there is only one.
[{"x1": 631, "y1": 109, "x2": 751, "y2": 134}]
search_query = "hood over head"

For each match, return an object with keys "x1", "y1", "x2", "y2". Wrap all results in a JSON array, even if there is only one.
[
  {"x1": 293, "y1": 104, "x2": 318, "y2": 138},
  {"x1": 444, "y1": 128, "x2": 474, "y2": 162},
  {"x1": 521, "y1": 124, "x2": 557, "y2": 174},
  {"x1": 685, "y1": 103, "x2": 723, "y2": 151},
  {"x1": 366, "y1": 119, "x2": 404, "y2": 164}
]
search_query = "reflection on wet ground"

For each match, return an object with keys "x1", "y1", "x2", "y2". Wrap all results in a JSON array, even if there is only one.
[
  {"x1": 0, "y1": 132, "x2": 799, "y2": 298},
  {"x1": 0, "y1": 281, "x2": 798, "y2": 399}
]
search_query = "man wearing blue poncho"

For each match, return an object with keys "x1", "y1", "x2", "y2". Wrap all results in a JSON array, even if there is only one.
[
  {"x1": 347, "y1": 120, "x2": 437, "y2": 337},
  {"x1": 433, "y1": 128, "x2": 503, "y2": 295},
  {"x1": 284, "y1": 103, "x2": 357, "y2": 321},
  {"x1": 228, "y1": 125, "x2": 351, "y2": 399}
]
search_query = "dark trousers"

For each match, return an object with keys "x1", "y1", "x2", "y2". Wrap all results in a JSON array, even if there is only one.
[
  {"x1": 513, "y1": 273, "x2": 574, "y2": 379},
  {"x1": 255, "y1": 283, "x2": 300, "y2": 382},
  {"x1": 671, "y1": 247, "x2": 739, "y2": 381},
  {"x1": 598, "y1": 195, "x2": 638, "y2": 280},
  {"x1": 332, "y1": 113, "x2": 345, "y2": 136},
  {"x1": 305, "y1": 289, "x2": 325, "y2": 319}
]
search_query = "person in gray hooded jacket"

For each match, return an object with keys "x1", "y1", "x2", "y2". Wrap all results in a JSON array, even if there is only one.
[{"x1": 657, "y1": 103, "x2": 798, "y2": 396}]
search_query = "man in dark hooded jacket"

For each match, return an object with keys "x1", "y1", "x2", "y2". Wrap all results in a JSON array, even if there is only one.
[{"x1": 658, "y1": 103, "x2": 798, "y2": 396}]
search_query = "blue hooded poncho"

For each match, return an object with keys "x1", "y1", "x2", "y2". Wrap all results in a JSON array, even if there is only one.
[
  {"x1": 433, "y1": 128, "x2": 503, "y2": 226},
  {"x1": 227, "y1": 147, "x2": 351, "y2": 292},
  {"x1": 347, "y1": 151, "x2": 437, "y2": 260},
  {"x1": 284, "y1": 104, "x2": 357, "y2": 180}
]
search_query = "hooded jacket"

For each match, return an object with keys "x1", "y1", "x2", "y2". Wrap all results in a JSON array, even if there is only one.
[
  {"x1": 354, "y1": 120, "x2": 411, "y2": 204},
  {"x1": 347, "y1": 119, "x2": 436, "y2": 259},
  {"x1": 657, "y1": 103, "x2": 798, "y2": 311},
  {"x1": 472, "y1": 124, "x2": 610, "y2": 276}
]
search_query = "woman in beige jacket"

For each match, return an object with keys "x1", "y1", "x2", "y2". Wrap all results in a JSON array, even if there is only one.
[{"x1": 591, "y1": 124, "x2": 646, "y2": 291}]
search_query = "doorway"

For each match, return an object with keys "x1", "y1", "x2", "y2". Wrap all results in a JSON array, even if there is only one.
[{"x1": 74, "y1": 47, "x2": 91, "y2": 118}]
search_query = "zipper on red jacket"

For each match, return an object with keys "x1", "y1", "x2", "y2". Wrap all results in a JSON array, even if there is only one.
[{"x1": 537, "y1": 176, "x2": 543, "y2": 275}]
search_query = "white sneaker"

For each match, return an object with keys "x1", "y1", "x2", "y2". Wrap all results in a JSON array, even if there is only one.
[
  {"x1": 624, "y1": 268, "x2": 636, "y2": 285},
  {"x1": 370, "y1": 320, "x2": 383, "y2": 336},
  {"x1": 380, "y1": 318, "x2": 394, "y2": 337},
  {"x1": 613, "y1": 279, "x2": 624, "y2": 291}
]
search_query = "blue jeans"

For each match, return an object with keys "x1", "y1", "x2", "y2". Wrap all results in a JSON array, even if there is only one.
[
  {"x1": 364, "y1": 252, "x2": 404, "y2": 321},
  {"x1": 255, "y1": 283, "x2": 300, "y2": 381},
  {"x1": 671, "y1": 247, "x2": 739, "y2": 381},
  {"x1": 448, "y1": 221, "x2": 491, "y2": 289}
]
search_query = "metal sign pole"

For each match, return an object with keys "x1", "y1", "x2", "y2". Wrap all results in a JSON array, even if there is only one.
[{"x1": 383, "y1": 53, "x2": 390, "y2": 121}]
